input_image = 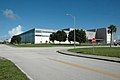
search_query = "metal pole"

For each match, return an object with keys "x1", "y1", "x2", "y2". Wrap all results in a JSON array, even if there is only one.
[
  {"x1": 73, "y1": 16, "x2": 76, "y2": 49},
  {"x1": 93, "y1": 43, "x2": 94, "y2": 54},
  {"x1": 66, "y1": 14, "x2": 76, "y2": 49}
]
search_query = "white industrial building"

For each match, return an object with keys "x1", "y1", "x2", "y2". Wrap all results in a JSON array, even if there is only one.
[
  {"x1": 19, "y1": 28, "x2": 56, "y2": 44},
  {"x1": 19, "y1": 28, "x2": 111, "y2": 44}
]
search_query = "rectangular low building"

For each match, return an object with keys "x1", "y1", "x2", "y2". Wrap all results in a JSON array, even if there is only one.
[
  {"x1": 87, "y1": 28, "x2": 111, "y2": 44},
  {"x1": 19, "y1": 28, "x2": 57, "y2": 44},
  {"x1": 20, "y1": 28, "x2": 35, "y2": 44},
  {"x1": 95, "y1": 28, "x2": 111, "y2": 44},
  {"x1": 35, "y1": 28, "x2": 56, "y2": 44},
  {"x1": 19, "y1": 27, "x2": 111, "y2": 44}
]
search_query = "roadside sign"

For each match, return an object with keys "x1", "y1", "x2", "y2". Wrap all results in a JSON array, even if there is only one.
[
  {"x1": 92, "y1": 38, "x2": 96, "y2": 44},
  {"x1": 92, "y1": 38, "x2": 96, "y2": 54}
]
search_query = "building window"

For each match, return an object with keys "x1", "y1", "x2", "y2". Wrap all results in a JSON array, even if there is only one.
[
  {"x1": 35, "y1": 30, "x2": 53, "y2": 33},
  {"x1": 35, "y1": 30, "x2": 41, "y2": 33},
  {"x1": 35, "y1": 35, "x2": 49, "y2": 37},
  {"x1": 35, "y1": 35, "x2": 42, "y2": 36}
]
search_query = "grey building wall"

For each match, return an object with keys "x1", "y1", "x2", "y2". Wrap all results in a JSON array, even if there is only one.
[
  {"x1": 95, "y1": 28, "x2": 107, "y2": 44},
  {"x1": 19, "y1": 28, "x2": 35, "y2": 44}
]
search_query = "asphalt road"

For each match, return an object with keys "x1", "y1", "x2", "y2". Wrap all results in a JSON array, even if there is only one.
[{"x1": 0, "y1": 44, "x2": 120, "y2": 80}]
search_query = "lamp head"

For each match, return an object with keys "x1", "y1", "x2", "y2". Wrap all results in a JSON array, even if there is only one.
[{"x1": 66, "y1": 14, "x2": 70, "y2": 16}]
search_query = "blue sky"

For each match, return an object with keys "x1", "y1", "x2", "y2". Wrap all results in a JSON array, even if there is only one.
[{"x1": 0, "y1": 0, "x2": 120, "y2": 40}]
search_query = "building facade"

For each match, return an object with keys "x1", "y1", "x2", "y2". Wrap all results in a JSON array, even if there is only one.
[
  {"x1": 35, "y1": 28, "x2": 56, "y2": 44},
  {"x1": 19, "y1": 28, "x2": 111, "y2": 44},
  {"x1": 20, "y1": 28, "x2": 35, "y2": 44},
  {"x1": 95, "y1": 28, "x2": 111, "y2": 44},
  {"x1": 19, "y1": 28, "x2": 56, "y2": 44},
  {"x1": 87, "y1": 28, "x2": 111, "y2": 44}
]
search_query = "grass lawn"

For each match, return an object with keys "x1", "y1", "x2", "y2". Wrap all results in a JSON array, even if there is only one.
[
  {"x1": 14, "y1": 44, "x2": 54, "y2": 47},
  {"x1": 9, "y1": 43, "x2": 107, "y2": 47},
  {"x1": 0, "y1": 57, "x2": 29, "y2": 80},
  {"x1": 68, "y1": 47, "x2": 120, "y2": 58},
  {"x1": 10, "y1": 44, "x2": 76, "y2": 47}
]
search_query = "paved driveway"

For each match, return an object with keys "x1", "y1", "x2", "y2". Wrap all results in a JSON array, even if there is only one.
[{"x1": 0, "y1": 44, "x2": 120, "y2": 80}]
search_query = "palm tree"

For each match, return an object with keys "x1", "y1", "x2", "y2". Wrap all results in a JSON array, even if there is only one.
[{"x1": 108, "y1": 25, "x2": 117, "y2": 47}]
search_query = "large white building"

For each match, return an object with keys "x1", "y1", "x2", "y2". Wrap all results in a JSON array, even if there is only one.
[
  {"x1": 19, "y1": 28, "x2": 56, "y2": 44},
  {"x1": 19, "y1": 28, "x2": 111, "y2": 44}
]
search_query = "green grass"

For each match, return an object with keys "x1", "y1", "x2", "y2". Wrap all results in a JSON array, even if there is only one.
[
  {"x1": 0, "y1": 58, "x2": 29, "y2": 80},
  {"x1": 10, "y1": 44, "x2": 76, "y2": 47},
  {"x1": 9, "y1": 43, "x2": 107, "y2": 47},
  {"x1": 68, "y1": 47, "x2": 120, "y2": 58},
  {"x1": 15, "y1": 44, "x2": 54, "y2": 47}
]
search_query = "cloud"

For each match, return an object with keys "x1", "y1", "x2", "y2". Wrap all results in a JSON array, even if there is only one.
[
  {"x1": 9, "y1": 25, "x2": 23, "y2": 37},
  {"x1": 2, "y1": 9, "x2": 19, "y2": 20}
]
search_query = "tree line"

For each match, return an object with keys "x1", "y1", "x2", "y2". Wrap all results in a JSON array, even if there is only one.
[{"x1": 49, "y1": 29, "x2": 86, "y2": 44}]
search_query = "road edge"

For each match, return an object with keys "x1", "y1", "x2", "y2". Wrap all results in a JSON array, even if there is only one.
[
  {"x1": 57, "y1": 50, "x2": 120, "y2": 63},
  {"x1": 14, "y1": 63, "x2": 34, "y2": 80},
  {"x1": 0, "y1": 56, "x2": 34, "y2": 80}
]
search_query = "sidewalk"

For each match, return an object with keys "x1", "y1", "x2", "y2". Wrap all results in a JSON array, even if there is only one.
[{"x1": 57, "y1": 49, "x2": 120, "y2": 63}]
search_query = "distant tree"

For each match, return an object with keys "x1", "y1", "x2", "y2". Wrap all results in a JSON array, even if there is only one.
[
  {"x1": 55, "y1": 30, "x2": 67, "y2": 43},
  {"x1": 68, "y1": 29, "x2": 86, "y2": 44},
  {"x1": 10, "y1": 35, "x2": 21, "y2": 44},
  {"x1": 78, "y1": 29, "x2": 86, "y2": 44},
  {"x1": 49, "y1": 32, "x2": 56, "y2": 43},
  {"x1": 68, "y1": 30, "x2": 74, "y2": 42},
  {"x1": 108, "y1": 25, "x2": 117, "y2": 47},
  {"x1": 10, "y1": 36, "x2": 16, "y2": 44}
]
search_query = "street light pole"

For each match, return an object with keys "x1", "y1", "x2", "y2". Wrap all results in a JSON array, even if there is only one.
[{"x1": 66, "y1": 14, "x2": 76, "y2": 49}]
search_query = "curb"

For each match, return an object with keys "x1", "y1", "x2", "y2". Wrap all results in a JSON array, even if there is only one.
[
  {"x1": 15, "y1": 64, "x2": 34, "y2": 80},
  {"x1": 0, "y1": 57, "x2": 33, "y2": 80},
  {"x1": 57, "y1": 51, "x2": 120, "y2": 63}
]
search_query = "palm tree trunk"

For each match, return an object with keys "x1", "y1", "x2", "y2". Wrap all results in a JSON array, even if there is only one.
[{"x1": 110, "y1": 33, "x2": 112, "y2": 48}]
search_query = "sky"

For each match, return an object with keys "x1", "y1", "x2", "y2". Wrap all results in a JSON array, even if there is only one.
[{"x1": 0, "y1": 0, "x2": 120, "y2": 40}]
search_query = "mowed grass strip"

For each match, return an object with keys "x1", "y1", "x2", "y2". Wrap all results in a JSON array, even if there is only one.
[
  {"x1": 10, "y1": 43, "x2": 107, "y2": 47},
  {"x1": 11, "y1": 44, "x2": 74, "y2": 47},
  {"x1": 15, "y1": 44, "x2": 54, "y2": 47},
  {"x1": 0, "y1": 58, "x2": 29, "y2": 80},
  {"x1": 68, "y1": 47, "x2": 120, "y2": 58}
]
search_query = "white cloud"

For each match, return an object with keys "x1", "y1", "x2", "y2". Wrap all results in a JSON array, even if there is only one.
[
  {"x1": 9, "y1": 25, "x2": 23, "y2": 37},
  {"x1": 2, "y1": 9, "x2": 19, "y2": 20}
]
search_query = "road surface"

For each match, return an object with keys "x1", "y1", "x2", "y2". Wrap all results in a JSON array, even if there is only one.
[{"x1": 0, "y1": 44, "x2": 120, "y2": 80}]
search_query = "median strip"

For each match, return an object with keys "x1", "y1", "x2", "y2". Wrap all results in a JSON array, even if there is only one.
[{"x1": 57, "y1": 48, "x2": 120, "y2": 63}]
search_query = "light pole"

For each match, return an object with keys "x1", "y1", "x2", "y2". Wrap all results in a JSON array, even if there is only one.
[{"x1": 66, "y1": 14, "x2": 76, "y2": 49}]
